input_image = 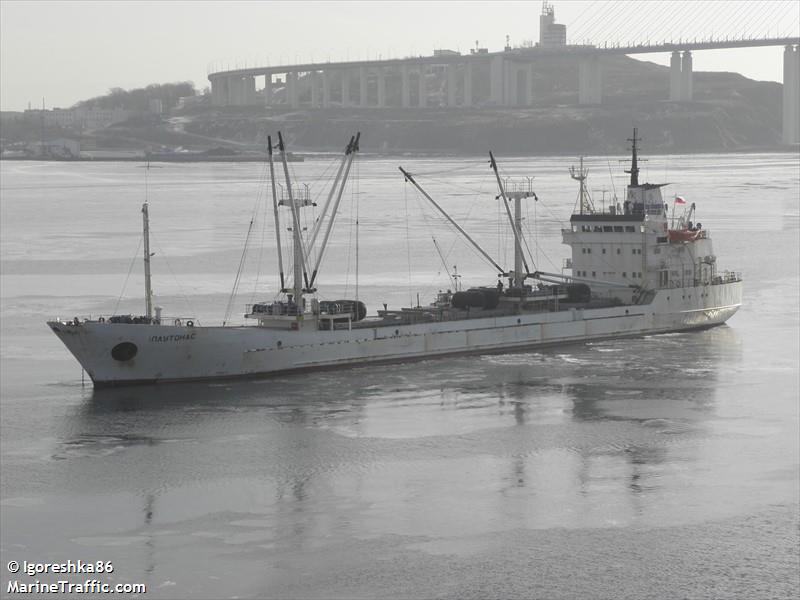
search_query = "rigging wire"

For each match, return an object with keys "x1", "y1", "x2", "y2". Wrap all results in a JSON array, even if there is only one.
[
  {"x1": 408, "y1": 179, "x2": 503, "y2": 275},
  {"x1": 410, "y1": 185, "x2": 458, "y2": 291},
  {"x1": 521, "y1": 215, "x2": 559, "y2": 273},
  {"x1": 149, "y1": 231, "x2": 198, "y2": 323},
  {"x1": 249, "y1": 159, "x2": 272, "y2": 305},
  {"x1": 404, "y1": 179, "x2": 413, "y2": 307},
  {"x1": 355, "y1": 156, "x2": 360, "y2": 302},
  {"x1": 223, "y1": 213, "x2": 257, "y2": 326},
  {"x1": 431, "y1": 236, "x2": 453, "y2": 288},
  {"x1": 606, "y1": 155, "x2": 618, "y2": 203},
  {"x1": 342, "y1": 178, "x2": 356, "y2": 298},
  {"x1": 112, "y1": 234, "x2": 143, "y2": 317}
]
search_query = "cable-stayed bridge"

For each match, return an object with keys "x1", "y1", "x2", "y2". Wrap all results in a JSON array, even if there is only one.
[
  {"x1": 207, "y1": 1, "x2": 800, "y2": 144},
  {"x1": 566, "y1": 0, "x2": 798, "y2": 47}
]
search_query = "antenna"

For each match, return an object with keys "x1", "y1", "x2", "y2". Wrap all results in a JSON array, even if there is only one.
[{"x1": 593, "y1": 187, "x2": 609, "y2": 213}]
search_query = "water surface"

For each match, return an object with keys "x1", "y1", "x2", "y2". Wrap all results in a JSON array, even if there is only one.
[{"x1": 1, "y1": 153, "x2": 798, "y2": 598}]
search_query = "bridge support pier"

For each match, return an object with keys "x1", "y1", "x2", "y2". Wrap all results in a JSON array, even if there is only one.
[
  {"x1": 578, "y1": 55, "x2": 602, "y2": 105},
  {"x1": 783, "y1": 45, "x2": 800, "y2": 145},
  {"x1": 490, "y1": 56, "x2": 505, "y2": 105},
  {"x1": 359, "y1": 67, "x2": 368, "y2": 108},
  {"x1": 264, "y1": 75, "x2": 273, "y2": 106},
  {"x1": 226, "y1": 77, "x2": 238, "y2": 106},
  {"x1": 210, "y1": 78, "x2": 225, "y2": 106},
  {"x1": 308, "y1": 72, "x2": 318, "y2": 107},
  {"x1": 668, "y1": 50, "x2": 693, "y2": 101},
  {"x1": 418, "y1": 66, "x2": 427, "y2": 108},
  {"x1": 464, "y1": 62, "x2": 473, "y2": 107},
  {"x1": 229, "y1": 77, "x2": 243, "y2": 106},
  {"x1": 287, "y1": 72, "x2": 299, "y2": 109},
  {"x1": 446, "y1": 65, "x2": 457, "y2": 107},
  {"x1": 681, "y1": 51, "x2": 693, "y2": 101},
  {"x1": 310, "y1": 72, "x2": 320, "y2": 107},
  {"x1": 321, "y1": 71, "x2": 331, "y2": 108},
  {"x1": 525, "y1": 63, "x2": 534, "y2": 106},
  {"x1": 401, "y1": 65, "x2": 410, "y2": 108},
  {"x1": 506, "y1": 63, "x2": 518, "y2": 106},
  {"x1": 341, "y1": 70, "x2": 350, "y2": 107},
  {"x1": 231, "y1": 76, "x2": 256, "y2": 106},
  {"x1": 377, "y1": 68, "x2": 386, "y2": 107},
  {"x1": 669, "y1": 51, "x2": 681, "y2": 101}
]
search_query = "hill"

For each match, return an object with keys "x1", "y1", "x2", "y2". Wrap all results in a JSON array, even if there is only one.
[
  {"x1": 179, "y1": 54, "x2": 786, "y2": 155},
  {"x1": 1, "y1": 55, "x2": 788, "y2": 156}
]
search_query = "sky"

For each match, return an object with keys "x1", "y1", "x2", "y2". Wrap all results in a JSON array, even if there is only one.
[{"x1": 1, "y1": 0, "x2": 798, "y2": 111}]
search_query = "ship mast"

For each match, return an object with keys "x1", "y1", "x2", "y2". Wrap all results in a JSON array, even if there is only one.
[
  {"x1": 266, "y1": 136, "x2": 286, "y2": 291},
  {"x1": 489, "y1": 152, "x2": 531, "y2": 289},
  {"x1": 308, "y1": 133, "x2": 359, "y2": 290},
  {"x1": 625, "y1": 127, "x2": 640, "y2": 187},
  {"x1": 569, "y1": 156, "x2": 594, "y2": 215},
  {"x1": 277, "y1": 132, "x2": 308, "y2": 307},
  {"x1": 142, "y1": 201, "x2": 153, "y2": 320}
]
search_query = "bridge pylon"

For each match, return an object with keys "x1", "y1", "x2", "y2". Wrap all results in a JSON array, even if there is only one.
[{"x1": 784, "y1": 45, "x2": 800, "y2": 145}]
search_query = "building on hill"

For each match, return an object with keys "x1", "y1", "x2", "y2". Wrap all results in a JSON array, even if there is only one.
[
  {"x1": 24, "y1": 107, "x2": 132, "y2": 131},
  {"x1": 539, "y1": 1, "x2": 566, "y2": 48}
]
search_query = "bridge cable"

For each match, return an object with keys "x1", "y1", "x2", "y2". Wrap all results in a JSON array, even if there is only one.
[
  {"x1": 571, "y1": 0, "x2": 618, "y2": 43},
  {"x1": 568, "y1": 0, "x2": 605, "y2": 35},
  {"x1": 577, "y1": 1, "x2": 626, "y2": 43}
]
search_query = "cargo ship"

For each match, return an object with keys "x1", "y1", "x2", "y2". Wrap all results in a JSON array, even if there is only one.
[{"x1": 48, "y1": 129, "x2": 742, "y2": 386}]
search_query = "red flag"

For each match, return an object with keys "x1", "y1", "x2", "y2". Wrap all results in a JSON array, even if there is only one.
[{"x1": 675, "y1": 196, "x2": 686, "y2": 204}]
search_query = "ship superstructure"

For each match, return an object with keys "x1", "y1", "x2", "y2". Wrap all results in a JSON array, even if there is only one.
[
  {"x1": 563, "y1": 130, "x2": 727, "y2": 304},
  {"x1": 48, "y1": 130, "x2": 742, "y2": 386}
]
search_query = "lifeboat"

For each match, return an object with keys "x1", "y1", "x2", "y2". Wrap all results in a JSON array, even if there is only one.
[{"x1": 668, "y1": 229, "x2": 701, "y2": 243}]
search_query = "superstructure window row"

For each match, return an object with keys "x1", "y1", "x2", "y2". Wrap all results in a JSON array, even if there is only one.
[
  {"x1": 582, "y1": 246, "x2": 643, "y2": 254},
  {"x1": 579, "y1": 225, "x2": 637, "y2": 233}
]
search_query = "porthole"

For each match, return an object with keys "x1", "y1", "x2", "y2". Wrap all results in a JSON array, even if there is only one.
[{"x1": 111, "y1": 342, "x2": 138, "y2": 362}]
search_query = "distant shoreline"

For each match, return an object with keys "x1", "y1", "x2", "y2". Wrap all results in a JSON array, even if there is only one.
[
  {"x1": 1, "y1": 146, "x2": 797, "y2": 164},
  {"x1": 0, "y1": 154, "x2": 304, "y2": 163}
]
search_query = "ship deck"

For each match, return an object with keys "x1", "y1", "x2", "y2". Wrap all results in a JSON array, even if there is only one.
[{"x1": 347, "y1": 297, "x2": 625, "y2": 330}]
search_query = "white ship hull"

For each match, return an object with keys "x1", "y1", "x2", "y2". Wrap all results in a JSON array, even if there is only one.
[{"x1": 48, "y1": 281, "x2": 742, "y2": 387}]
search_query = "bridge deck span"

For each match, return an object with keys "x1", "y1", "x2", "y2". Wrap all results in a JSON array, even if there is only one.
[{"x1": 208, "y1": 37, "x2": 800, "y2": 80}]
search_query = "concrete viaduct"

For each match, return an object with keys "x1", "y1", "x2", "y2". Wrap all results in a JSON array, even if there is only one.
[{"x1": 209, "y1": 37, "x2": 800, "y2": 144}]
